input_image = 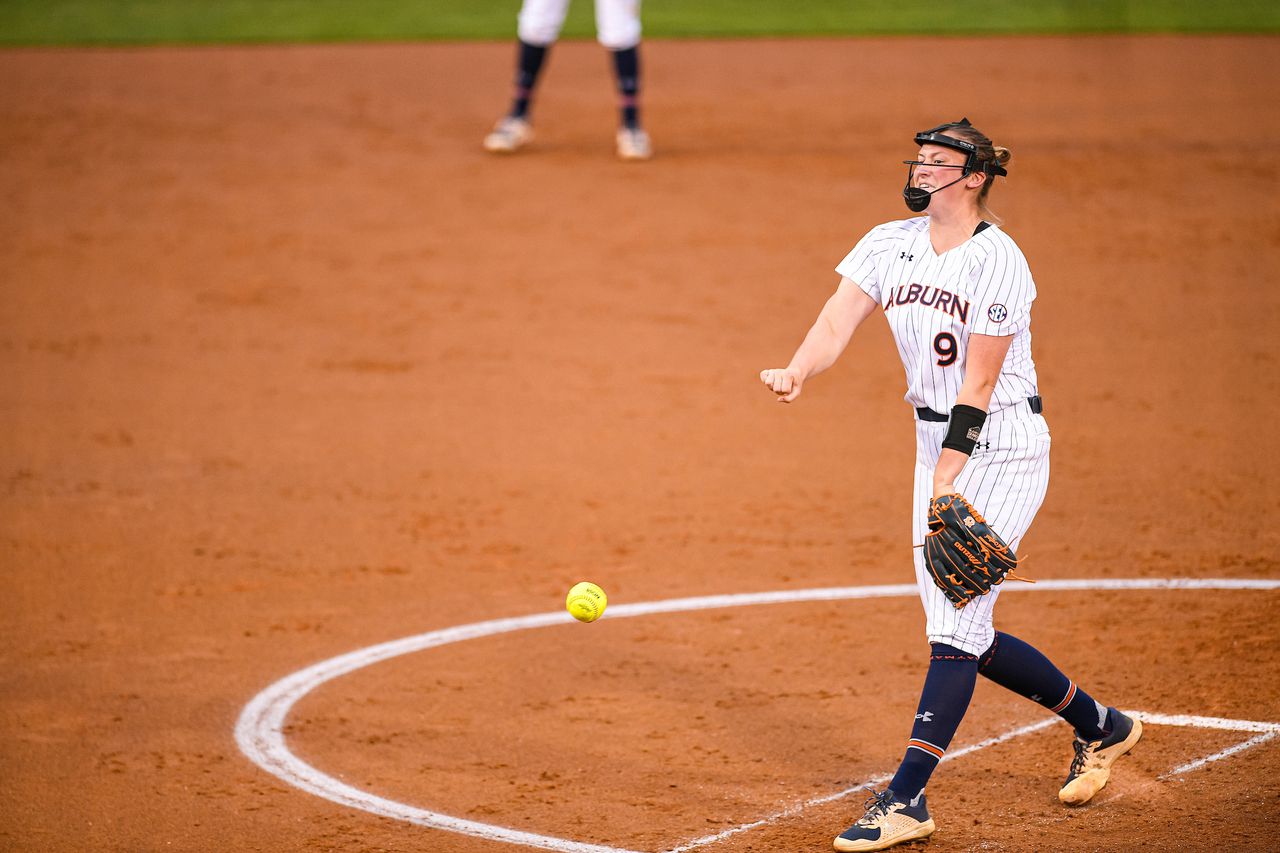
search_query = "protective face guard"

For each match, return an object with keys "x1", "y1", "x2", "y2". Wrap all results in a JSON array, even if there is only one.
[{"x1": 902, "y1": 117, "x2": 1007, "y2": 212}]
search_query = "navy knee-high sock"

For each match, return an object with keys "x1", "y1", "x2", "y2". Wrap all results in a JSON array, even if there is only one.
[
  {"x1": 610, "y1": 46, "x2": 641, "y2": 128},
  {"x1": 510, "y1": 40, "x2": 549, "y2": 119},
  {"x1": 887, "y1": 644, "x2": 978, "y2": 802},
  {"x1": 978, "y1": 631, "x2": 1111, "y2": 740}
]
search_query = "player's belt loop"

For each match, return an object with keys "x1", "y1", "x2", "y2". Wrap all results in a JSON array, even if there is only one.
[{"x1": 917, "y1": 396, "x2": 1044, "y2": 423}]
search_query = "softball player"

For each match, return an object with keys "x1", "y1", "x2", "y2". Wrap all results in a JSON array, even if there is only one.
[
  {"x1": 483, "y1": 0, "x2": 651, "y2": 161},
  {"x1": 760, "y1": 119, "x2": 1141, "y2": 852}
]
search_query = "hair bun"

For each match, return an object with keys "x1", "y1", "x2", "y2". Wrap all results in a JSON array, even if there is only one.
[{"x1": 993, "y1": 146, "x2": 1012, "y2": 166}]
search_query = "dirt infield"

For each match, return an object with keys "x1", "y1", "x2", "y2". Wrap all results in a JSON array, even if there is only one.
[{"x1": 3, "y1": 34, "x2": 1279, "y2": 852}]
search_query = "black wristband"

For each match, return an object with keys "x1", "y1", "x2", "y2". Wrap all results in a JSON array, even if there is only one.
[{"x1": 941, "y1": 404, "x2": 988, "y2": 455}]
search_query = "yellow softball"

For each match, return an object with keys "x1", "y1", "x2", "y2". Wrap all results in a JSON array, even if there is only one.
[{"x1": 566, "y1": 581, "x2": 607, "y2": 623}]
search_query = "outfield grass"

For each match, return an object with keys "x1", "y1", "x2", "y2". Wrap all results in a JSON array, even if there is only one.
[{"x1": 1, "y1": 0, "x2": 1276, "y2": 46}]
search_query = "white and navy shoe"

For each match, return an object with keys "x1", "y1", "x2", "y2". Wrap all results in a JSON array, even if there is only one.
[
  {"x1": 834, "y1": 788, "x2": 935, "y2": 852},
  {"x1": 615, "y1": 126, "x2": 652, "y2": 161},
  {"x1": 1059, "y1": 708, "x2": 1143, "y2": 805},
  {"x1": 483, "y1": 116, "x2": 533, "y2": 153}
]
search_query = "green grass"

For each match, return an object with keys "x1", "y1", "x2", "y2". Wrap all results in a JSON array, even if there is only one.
[{"x1": 1, "y1": 0, "x2": 1276, "y2": 46}]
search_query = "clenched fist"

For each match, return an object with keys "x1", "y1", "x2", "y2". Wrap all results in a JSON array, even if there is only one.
[{"x1": 759, "y1": 368, "x2": 805, "y2": 403}]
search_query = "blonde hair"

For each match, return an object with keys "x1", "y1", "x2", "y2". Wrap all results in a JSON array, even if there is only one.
[
  {"x1": 981, "y1": 146, "x2": 1012, "y2": 224},
  {"x1": 938, "y1": 122, "x2": 1010, "y2": 224}
]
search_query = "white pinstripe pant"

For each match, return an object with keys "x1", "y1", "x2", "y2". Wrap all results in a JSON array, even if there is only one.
[
  {"x1": 912, "y1": 407, "x2": 1051, "y2": 656},
  {"x1": 517, "y1": 0, "x2": 643, "y2": 50}
]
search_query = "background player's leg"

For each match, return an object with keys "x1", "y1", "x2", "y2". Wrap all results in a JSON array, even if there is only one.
[
  {"x1": 595, "y1": 0, "x2": 650, "y2": 160},
  {"x1": 510, "y1": 40, "x2": 551, "y2": 121},
  {"x1": 483, "y1": 0, "x2": 570, "y2": 153},
  {"x1": 517, "y1": 0, "x2": 571, "y2": 55},
  {"x1": 611, "y1": 46, "x2": 641, "y2": 131},
  {"x1": 609, "y1": 47, "x2": 649, "y2": 159}
]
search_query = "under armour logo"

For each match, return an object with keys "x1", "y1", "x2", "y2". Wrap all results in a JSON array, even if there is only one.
[
  {"x1": 974, "y1": 440, "x2": 991, "y2": 451},
  {"x1": 900, "y1": 251, "x2": 915, "y2": 261},
  {"x1": 915, "y1": 711, "x2": 933, "y2": 722}
]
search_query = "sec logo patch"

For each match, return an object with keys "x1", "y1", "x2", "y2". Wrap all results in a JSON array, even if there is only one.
[{"x1": 988, "y1": 303, "x2": 1008, "y2": 323}]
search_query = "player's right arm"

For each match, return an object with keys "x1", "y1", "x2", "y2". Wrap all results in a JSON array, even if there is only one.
[{"x1": 760, "y1": 276, "x2": 878, "y2": 403}]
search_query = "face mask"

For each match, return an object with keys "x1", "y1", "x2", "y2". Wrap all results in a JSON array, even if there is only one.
[
  {"x1": 902, "y1": 118, "x2": 1007, "y2": 212},
  {"x1": 901, "y1": 165, "x2": 971, "y2": 212}
]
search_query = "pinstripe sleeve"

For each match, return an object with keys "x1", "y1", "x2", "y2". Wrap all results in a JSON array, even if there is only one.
[
  {"x1": 835, "y1": 224, "x2": 895, "y2": 303},
  {"x1": 969, "y1": 233, "x2": 1036, "y2": 335}
]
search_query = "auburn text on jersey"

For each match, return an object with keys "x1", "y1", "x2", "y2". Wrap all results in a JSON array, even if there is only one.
[{"x1": 885, "y1": 283, "x2": 970, "y2": 323}]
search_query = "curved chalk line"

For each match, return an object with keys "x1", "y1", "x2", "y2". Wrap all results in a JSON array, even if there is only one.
[{"x1": 236, "y1": 578, "x2": 1280, "y2": 853}]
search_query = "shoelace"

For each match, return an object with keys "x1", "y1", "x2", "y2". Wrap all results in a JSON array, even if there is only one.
[
  {"x1": 856, "y1": 789, "x2": 897, "y2": 826},
  {"x1": 1069, "y1": 738, "x2": 1092, "y2": 776}
]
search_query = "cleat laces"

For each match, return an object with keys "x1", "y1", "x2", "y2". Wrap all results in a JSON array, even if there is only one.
[
  {"x1": 856, "y1": 789, "x2": 897, "y2": 826},
  {"x1": 1069, "y1": 738, "x2": 1093, "y2": 776}
]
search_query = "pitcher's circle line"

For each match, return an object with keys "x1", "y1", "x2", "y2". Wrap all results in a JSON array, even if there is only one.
[{"x1": 235, "y1": 578, "x2": 1280, "y2": 853}]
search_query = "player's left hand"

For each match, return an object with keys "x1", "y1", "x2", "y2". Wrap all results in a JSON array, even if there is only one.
[
  {"x1": 923, "y1": 492, "x2": 1022, "y2": 608},
  {"x1": 759, "y1": 368, "x2": 804, "y2": 402}
]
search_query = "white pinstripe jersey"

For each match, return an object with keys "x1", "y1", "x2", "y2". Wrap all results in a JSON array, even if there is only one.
[{"x1": 836, "y1": 217, "x2": 1039, "y2": 414}]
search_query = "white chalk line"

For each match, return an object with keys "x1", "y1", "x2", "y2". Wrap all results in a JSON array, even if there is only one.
[
  {"x1": 235, "y1": 578, "x2": 1280, "y2": 853},
  {"x1": 662, "y1": 716, "x2": 1063, "y2": 853},
  {"x1": 662, "y1": 711, "x2": 1280, "y2": 853}
]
